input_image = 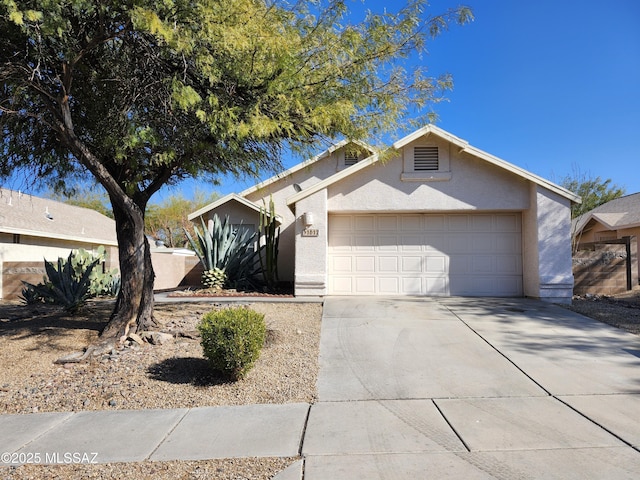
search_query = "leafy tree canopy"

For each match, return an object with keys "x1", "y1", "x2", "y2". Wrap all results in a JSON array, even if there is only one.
[
  {"x1": 145, "y1": 190, "x2": 220, "y2": 248},
  {"x1": 560, "y1": 168, "x2": 625, "y2": 219},
  {"x1": 0, "y1": 0, "x2": 473, "y2": 339}
]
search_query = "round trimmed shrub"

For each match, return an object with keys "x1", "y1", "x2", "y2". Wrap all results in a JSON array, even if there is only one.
[{"x1": 198, "y1": 307, "x2": 266, "y2": 380}]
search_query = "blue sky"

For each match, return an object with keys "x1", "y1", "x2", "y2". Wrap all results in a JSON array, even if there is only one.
[{"x1": 161, "y1": 0, "x2": 639, "y2": 203}]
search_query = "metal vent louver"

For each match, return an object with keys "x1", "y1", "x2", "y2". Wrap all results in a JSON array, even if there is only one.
[
  {"x1": 344, "y1": 152, "x2": 359, "y2": 166},
  {"x1": 414, "y1": 146, "x2": 439, "y2": 171}
]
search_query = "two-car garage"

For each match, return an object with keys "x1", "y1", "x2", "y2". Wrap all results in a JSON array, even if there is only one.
[{"x1": 328, "y1": 213, "x2": 523, "y2": 297}]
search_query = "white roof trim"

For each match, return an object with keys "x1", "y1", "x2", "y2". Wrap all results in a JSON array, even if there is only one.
[
  {"x1": 0, "y1": 226, "x2": 118, "y2": 246},
  {"x1": 574, "y1": 212, "x2": 640, "y2": 234},
  {"x1": 188, "y1": 193, "x2": 264, "y2": 221},
  {"x1": 187, "y1": 192, "x2": 281, "y2": 224},
  {"x1": 238, "y1": 139, "x2": 375, "y2": 198},
  {"x1": 287, "y1": 125, "x2": 580, "y2": 208},
  {"x1": 286, "y1": 153, "x2": 380, "y2": 209}
]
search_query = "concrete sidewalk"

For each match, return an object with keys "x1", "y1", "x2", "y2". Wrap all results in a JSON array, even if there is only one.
[{"x1": 2, "y1": 296, "x2": 640, "y2": 479}]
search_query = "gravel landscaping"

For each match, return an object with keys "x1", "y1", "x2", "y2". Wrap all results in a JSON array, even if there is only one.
[
  {"x1": 0, "y1": 300, "x2": 321, "y2": 479},
  {"x1": 1, "y1": 289, "x2": 638, "y2": 479}
]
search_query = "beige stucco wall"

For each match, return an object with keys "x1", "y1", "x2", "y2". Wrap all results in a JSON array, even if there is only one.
[
  {"x1": 326, "y1": 144, "x2": 530, "y2": 212},
  {"x1": 243, "y1": 148, "x2": 353, "y2": 282},
  {"x1": 294, "y1": 189, "x2": 328, "y2": 295},
  {"x1": 533, "y1": 186, "x2": 574, "y2": 302}
]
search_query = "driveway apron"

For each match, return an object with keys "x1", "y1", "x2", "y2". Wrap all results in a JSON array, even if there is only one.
[{"x1": 303, "y1": 296, "x2": 640, "y2": 479}]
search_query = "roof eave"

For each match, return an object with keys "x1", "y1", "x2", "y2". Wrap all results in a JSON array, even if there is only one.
[{"x1": 0, "y1": 227, "x2": 117, "y2": 246}]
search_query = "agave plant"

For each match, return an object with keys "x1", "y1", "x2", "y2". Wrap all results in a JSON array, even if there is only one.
[
  {"x1": 21, "y1": 252, "x2": 100, "y2": 312},
  {"x1": 185, "y1": 215, "x2": 259, "y2": 289}
]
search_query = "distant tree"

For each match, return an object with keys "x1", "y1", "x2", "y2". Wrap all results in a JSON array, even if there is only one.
[
  {"x1": 560, "y1": 168, "x2": 625, "y2": 219},
  {"x1": 146, "y1": 190, "x2": 219, "y2": 248},
  {"x1": 0, "y1": 0, "x2": 473, "y2": 347}
]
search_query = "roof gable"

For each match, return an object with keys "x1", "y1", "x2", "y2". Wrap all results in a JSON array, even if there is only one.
[
  {"x1": 574, "y1": 192, "x2": 640, "y2": 233},
  {"x1": 286, "y1": 124, "x2": 580, "y2": 209},
  {"x1": 238, "y1": 139, "x2": 376, "y2": 197}
]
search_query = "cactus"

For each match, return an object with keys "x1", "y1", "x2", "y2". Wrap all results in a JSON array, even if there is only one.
[{"x1": 258, "y1": 196, "x2": 280, "y2": 291}]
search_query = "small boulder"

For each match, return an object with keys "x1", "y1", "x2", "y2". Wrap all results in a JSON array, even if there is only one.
[{"x1": 140, "y1": 331, "x2": 174, "y2": 345}]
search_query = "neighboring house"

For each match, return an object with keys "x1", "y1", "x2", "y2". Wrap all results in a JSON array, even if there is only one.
[
  {"x1": 572, "y1": 192, "x2": 640, "y2": 287},
  {"x1": 189, "y1": 125, "x2": 580, "y2": 303},
  {"x1": 0, "y1": 188, "x2": 118, "y2": 300}
]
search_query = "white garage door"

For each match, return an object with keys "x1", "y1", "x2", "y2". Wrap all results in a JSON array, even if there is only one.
[{"x1": 328, "y1": 213, "x2": 523, "y2": 296}]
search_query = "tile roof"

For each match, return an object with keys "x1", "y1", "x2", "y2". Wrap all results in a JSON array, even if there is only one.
[{"x1": 0, "y1": 188, "x2": 117, "y2": 245}]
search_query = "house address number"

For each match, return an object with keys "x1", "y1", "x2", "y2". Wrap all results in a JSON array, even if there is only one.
[{"x1": 302, "y1": 228, "x2": 319, "y2": 237}]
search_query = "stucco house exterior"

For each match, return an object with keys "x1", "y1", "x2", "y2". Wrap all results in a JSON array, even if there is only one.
[
  {"x1": 0, "y1": 188, "x2": 118, "y2": 299},
  {"x1": 189, "y1": 125, "x2": 580, "y2": 303}
]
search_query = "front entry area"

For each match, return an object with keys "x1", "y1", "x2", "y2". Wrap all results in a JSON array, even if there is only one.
[{"x1": 327, "y1": 213, "x2": 523, "y2": 296}]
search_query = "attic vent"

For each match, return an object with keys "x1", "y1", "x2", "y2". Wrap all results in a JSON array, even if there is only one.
[
  {"x1": 344, "y1": 152, "x2": 359, "y2": 166},
  {"x1": 414, "y1": 146, "x2": 439, "y2": 171}
]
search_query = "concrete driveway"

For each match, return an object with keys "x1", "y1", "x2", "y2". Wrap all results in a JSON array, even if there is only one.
[{"x1": 302, "y1": 296, "x2": 640, "y2": 479}]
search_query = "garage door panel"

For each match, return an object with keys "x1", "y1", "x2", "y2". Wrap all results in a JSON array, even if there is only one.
[
  {"x1": 378, "y1": 256, "x2": 399, "y2": 273},
  {"x1": 400, "y1": 235, "x2": 423, "y2": 251},
  {"x1": 425, "y1": 234, "x2": 446, "y2": 252},
  {"x1": 471, "y1": 214, "x2": 493, "y2": 230},
  {"x1": 401, "y1": 256, "x2": 422, "y2": 273},
  {"x1": 354, "y1": 235, "x2": 375, "y2": 251},
  {"x1": 496, "y1": 214, "x2": 520, "y2": 231},
  {"x1": 448, "y1": 236, "x2": 469, "y2": 254},
  {"x1": 355, "y1": 277, "x2": 376, "y2": 294},
  {"x1": 402, "y1": 277, "x2": 422, "y2": 294},
  {"x1": 401, "y1": 215, "x2": 423, "y2": 230},
  {"x1": 328, "y1": 213, "x2": 522, "y2": 297},
  {"x1": 425, "y1": 277, "x2": 448, "y2": 295},
  {"x1": 355, "y1": 216, "x2": 375, "y2": 231},
  {"x1": 331, "y1": 276, "x2": 353, "y2": 294},
  {"x1": 355, "y1": 256, "x2": 375, "y2": 273},
  {"x1": 331, "y1": 256, "x2": 353, "y2": 273},
  {"x1": 448, "y1": 256, "x2": 470, "y2": 274},
  {"x1": 378, "y1": 236, "x2": 399, "y2": 251},
  {"x1": 471, "y1": 234, "x2": 495, "y2": 253},
  {"x1": 379, "y1": 277, "x2": 400, "y2": 294},
  {"x1": 472, "y1": 256, "x2": 494, "y2": 273},
  {"x1": 425, "y1": 215, "x2": 446, "y2": 231},
  {"x1": 448, "y1": 215, "x2": 469, "y2": 231},
  {"x1": 378, "y1": 216, "x2": 398, "y2": 231},
  {"x1": 496, "y1": 234, "x2": 521, "y2": 253},
  {"x1": 425, "y1": 256, "x2": 447, "y2": 273}
]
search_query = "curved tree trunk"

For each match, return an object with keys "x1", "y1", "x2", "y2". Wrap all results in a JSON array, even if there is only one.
[{"x1": 100, "y1": 200, "x2": 158, "y2": 340}]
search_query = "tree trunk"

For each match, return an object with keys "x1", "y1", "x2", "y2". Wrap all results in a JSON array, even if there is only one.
[{"x1": 100, "y1": 200, "x2": 158, "y2": 340}]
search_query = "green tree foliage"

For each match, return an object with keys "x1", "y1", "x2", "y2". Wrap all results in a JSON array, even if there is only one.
[
  {"x1": 0, "y1": 0, "x2": 473, "y2": 339},
  {"x1": 145, "y1": 191, "x2": 219, "y2": 248},
  {"x1": 560, "y1": 169, "x2": 625, "y2": 219}
]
